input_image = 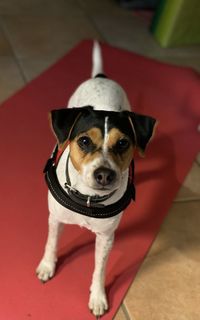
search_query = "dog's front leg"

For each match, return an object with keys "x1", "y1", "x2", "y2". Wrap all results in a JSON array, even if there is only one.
[
  {"x1": 89, "y1": 232, "x2": 114, "y2": 317},
  {"x1": 36, "y1": 218, "x2": 63, "y2": 282}
]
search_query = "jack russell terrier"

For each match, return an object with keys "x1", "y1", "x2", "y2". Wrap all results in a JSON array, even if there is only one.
[{"x1": 36, "y1": 41, "x2": 157, "y2": 318}]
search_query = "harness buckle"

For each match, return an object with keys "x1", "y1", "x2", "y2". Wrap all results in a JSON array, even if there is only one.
[{"x1": 87, "y1": 197, "x2": 91, "y2": 207}]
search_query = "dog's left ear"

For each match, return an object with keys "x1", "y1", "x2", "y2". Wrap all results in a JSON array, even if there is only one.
[
  {"x1": 49, "y1": 106, "x2": 92, "y2": 145},
  {"x1": 127, "y1": 112, "x2": 157, "y2": 156}
]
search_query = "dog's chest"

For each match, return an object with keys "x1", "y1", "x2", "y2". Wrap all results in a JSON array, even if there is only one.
[{"x1": 48, "y1": 190, "x2": 122, "y2": 234}]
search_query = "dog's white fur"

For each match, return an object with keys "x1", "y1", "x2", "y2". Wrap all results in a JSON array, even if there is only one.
[{"x1": 36, "y1": 41, "x2": 132, "y2": 317}]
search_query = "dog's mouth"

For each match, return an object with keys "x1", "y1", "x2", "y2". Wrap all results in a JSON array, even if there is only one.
[{"x1": 92, "y1": 185, "x2": 114, "y2": 191}]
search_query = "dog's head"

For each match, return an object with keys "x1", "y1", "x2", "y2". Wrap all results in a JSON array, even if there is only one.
[{"x1": 50, "y1": 106, "x2": 156, "y2": 192}]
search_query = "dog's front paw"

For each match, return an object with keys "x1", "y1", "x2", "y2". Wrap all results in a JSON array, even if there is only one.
[
  {"x1": 89, "y1": 288, "x2": 108, "y2": 317},
  {"x1": 36, "y1": 259, "x2": 56, "y2": 283}
]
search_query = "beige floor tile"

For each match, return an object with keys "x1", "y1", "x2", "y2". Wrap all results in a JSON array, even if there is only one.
[
  {"x1": 91, "y1": 11, "x2": 155, "y2": 56},
  {"x1": 114, "y1": 305, "x2": 129, "y2": 320},
  {"x1": 196, "y1": 152, "x2": 200, "y2": 165},
  {"x1": 175, "y1": 162, "x2": 200, "y2": 202},
  {"x1": 19, "y1": 57, "x2": 63, "y2": 82},
  {"x1": 0, "y1": 0, "x2": 83, "y2": 16},
  {"x1": 0, "y1": 56, "x2": 24, "y2": 103},
  {"x1": 0, "y1": 26, "x2": 12, "y2": 56},
  {"x1": 149, "y1": 201, "x2": 200, "y2": 259},
  {"x1": 78, "y1": 0, "x2": 127, "y2": 16},
  {"x1": 1, "y1": 15, "x2": 102, "y2": 60},
  {"x1": 124, "y1": 201, "x2": 200, "y2": 320},
  {"x1": 90, "y1": 9, "x2": 200, "y2": 59}
]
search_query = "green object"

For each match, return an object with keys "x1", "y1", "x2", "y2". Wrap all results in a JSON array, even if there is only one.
[{"x1": 151, "y1": 0, "x2": 200, "y2": 47}]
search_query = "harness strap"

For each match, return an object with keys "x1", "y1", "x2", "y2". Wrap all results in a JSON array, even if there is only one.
[
  {"x1": 43, "y1": 145, "x2": 135, "y2": 219},
  {"x1": 64, "y1": 154, "x2": 117, "y2": 207}
]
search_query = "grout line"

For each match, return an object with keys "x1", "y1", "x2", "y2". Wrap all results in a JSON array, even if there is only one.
[
  {"x1": 173, "y1": 197, "x2": 200, "y2": 203},
  {"x1": 121, "y1": 303, "x2": 132, "y2": 320},
  {"x1": 0, "y1": 16, "x2": 28, "y2": 84},
  {"x1": 195, "y1": 160, "x2": 200, "y2": 167}
]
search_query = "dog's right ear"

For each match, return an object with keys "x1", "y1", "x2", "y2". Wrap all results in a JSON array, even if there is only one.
[
  {"x1": 49, "y1": 107, "x2": 92, "y2": 145},
  {"x1": 127, "y1": 111, "x2": 157, "y2": 157}
]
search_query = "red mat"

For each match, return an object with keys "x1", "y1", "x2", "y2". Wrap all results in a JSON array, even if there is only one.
[{"x1": 0, "y1": 40, "x2": 199, "y2": 320}]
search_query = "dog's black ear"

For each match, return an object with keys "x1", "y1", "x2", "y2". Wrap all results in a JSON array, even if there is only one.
[
  {"x1": 49, "y1": 106, "x2": 93, "y2": 144},
  {"x1": 128, "y1": 112, "x2": 157, "y2": 156}
]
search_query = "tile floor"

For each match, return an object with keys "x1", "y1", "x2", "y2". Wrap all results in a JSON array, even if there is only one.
[{"x1": 0, "y1": 0, "x2": 199, "y2": 319}]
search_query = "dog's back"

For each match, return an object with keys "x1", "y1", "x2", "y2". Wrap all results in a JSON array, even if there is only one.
[{"x1": 67, "y1": 41, "x2": 131, "y2": 112}]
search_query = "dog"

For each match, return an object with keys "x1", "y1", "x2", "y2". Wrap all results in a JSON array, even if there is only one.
[{"x1": 36, "y1": 41, "x2": 156, "y2": 318}]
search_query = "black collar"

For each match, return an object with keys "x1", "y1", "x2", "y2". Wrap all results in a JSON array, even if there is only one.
[
  {"x1": 43, "y1": 145, "x2": 135, "y2": 219},
  {"x1": 64, "y1": 154, "x2": 117, "y2": 208}
]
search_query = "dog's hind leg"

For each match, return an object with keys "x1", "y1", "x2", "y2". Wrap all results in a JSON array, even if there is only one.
[
  {"x1": 89, "y1": 232, "x2": 114, "y2": 317},
  {"x1": 36, "y1": 217, "x2": 64, "y2": 282}
]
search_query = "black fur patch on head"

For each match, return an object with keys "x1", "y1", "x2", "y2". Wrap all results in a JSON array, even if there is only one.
[
  {"x1": 50, "y1": 106, "x2": 93, "y2": 144},
  {"x1": 69, "y1": 107, "x2": 136, "y2": 143},
  {"x1": 50, "y1": 106, "x2": 156, "y2": 154}
]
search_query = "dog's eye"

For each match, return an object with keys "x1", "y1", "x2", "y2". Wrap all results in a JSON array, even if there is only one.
[
  {"x1": 77, "y1": 136, "x2": 94, "y2": 151},
  {"x1": 115, "y1": 138, "x2": 130, "y2": 153}
]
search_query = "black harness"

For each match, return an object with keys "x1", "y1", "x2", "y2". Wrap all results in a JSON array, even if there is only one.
[{"x1": 44, "y1": 145, "x2": 135, "y2": 219}]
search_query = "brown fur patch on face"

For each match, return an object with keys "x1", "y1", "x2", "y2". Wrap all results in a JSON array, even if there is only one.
[
  {"x1": 69, "y1": 128, "x2": 103, "y2": 171},
  {"x1": 70, "y1": 127, "x2": 134, "y2": 172},
  {"x1": 84, "y1": 128, "x2": 103, "y2": 148},
  {"x1": 106, "y1": 128, "x2": 134, "y2": 171}
]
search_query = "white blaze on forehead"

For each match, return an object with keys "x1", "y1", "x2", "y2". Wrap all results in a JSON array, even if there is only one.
[{"x1": 103, "y1": 116, "x2": 109, "y2": 153}]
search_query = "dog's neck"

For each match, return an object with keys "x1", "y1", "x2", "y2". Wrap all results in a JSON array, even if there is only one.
[{"x1": 56, "y1": 146, "x2": 129, "y2": 206}]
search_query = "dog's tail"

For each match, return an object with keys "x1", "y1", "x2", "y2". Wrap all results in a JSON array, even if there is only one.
[{"x1": 91, "y1": 41, "x2": 104, "y2": 78}]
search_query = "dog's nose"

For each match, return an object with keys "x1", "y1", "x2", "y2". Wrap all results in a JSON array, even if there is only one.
[{"x1": 94, "y1": 167, "x2": 116, "y2": 186}]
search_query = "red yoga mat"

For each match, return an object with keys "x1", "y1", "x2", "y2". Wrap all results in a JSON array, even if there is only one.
[{"x1": 0, "y1": 40, "x2": 199, "y2": 320}]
